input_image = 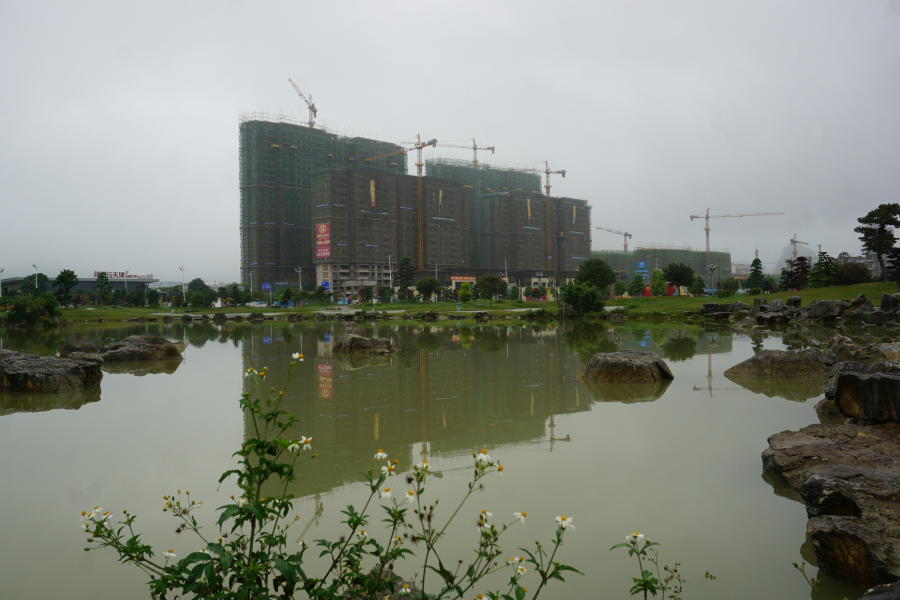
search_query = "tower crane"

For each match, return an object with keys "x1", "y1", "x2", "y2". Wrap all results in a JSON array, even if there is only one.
[
  {"x1": 435, "y1": 139, "x2": 495, "y2": 169},
  {"x1": 596, "y1": 226, "x2": 633, "y2": 252},
  {"x1": 366, "y1": 135, "x2": 438, "y2": 269},
  {"x1": 689, "y1": 209, "x2": 784, "y2": 265},
  {"x1": 789, "y1": 233, "x2": 809, "y2": 261},
  {"x1": 287, "y1": 78, "x2": 317, "y2": 128}
]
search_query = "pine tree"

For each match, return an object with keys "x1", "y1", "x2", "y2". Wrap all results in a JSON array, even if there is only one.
[
  {"x1": 746, "y1": 258, "x2": 765, "y2": 290},
  {"x1": 650, "y1": 269, "x2": 667, "y2": 296},
  {"x1": 807, "y1": 251, "x2": 835, "y2": 288}
]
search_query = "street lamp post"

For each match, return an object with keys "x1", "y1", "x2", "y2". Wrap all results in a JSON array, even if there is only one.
[
  {"x1": 33, "y1": 264, "x2": 38, "y2": 291},
  {"x1": 294, "y1": 267, "x2": 301, "y2": 293},
  {"x1": 0, "y1": 268, "x2": 4, "y2": 299},
  {"x1": 179, "y1": 266, "x2": 185, "y2": 307},
  {"x1": 706, "y1": 264, "x2": 717, "y2": 293}
]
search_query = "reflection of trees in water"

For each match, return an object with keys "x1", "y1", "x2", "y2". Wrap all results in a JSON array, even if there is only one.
[
  {"x1": 659, "y1": 330, "x2": 698, "y2": 362},
  {"x1": 560, "y1": 322, "x2": 618, "y2": 364},
  {"x1": 459, "y1": 327, "x2": 473, "y2": 348},
  {"x1": 416, "y1": 329, "x2": 449, "y2": 353},
  {"x1": 750, "y1": 335, "x2": 764, "y2": 354},
  {"x1": 473, "y1": 328, "x2": 508, "y2": 354}
]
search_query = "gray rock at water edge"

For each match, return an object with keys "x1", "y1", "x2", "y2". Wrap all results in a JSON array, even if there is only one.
[
  {"x1": 753, "y1": 297, "x2": 769, "y2": 306},
  {"x1": 473, "y1": 311, "x2": 489, "y2": 322},
  {"x1": 848, "y1": 311, "x2": 870, "y2": 325},
  {"x1": 869, "y1": 310, "x2": 891, "y2": 325},
  {"x1": 757, "y1": 312, "x2": 789, "y2": 326},
  {"x1": 831, "y1": 365, "x2": 900, "y2": 422},
  {"x1": 212, "y1": 313, "x2": 227, "y2": 323},
  {"x1": 331, "y1": 334, "x2": 396, "y2": 355},
  {"x1": 783, "y1": 307, "x2": 796, "y2": 320},
  {"x1": 730, "y1": 300, "x2": 748, "y2": 313},
  {"x1": 99, "y1": 335, "x2": 185, "y2": 363},
  {"x1": 814, "y1": 398, "x2": 850, "y2": 424},
  {"x1": 181, "y1": 315, "x2": 193, "y2": 322},
  {"x1": 893, "y1": 293, "x2": 900, "y2": 313},
  {"x1": 702, "y1": 302, "x2": 720, "y2": 315},
  {"x1": 578, "y1": 350, "x2": 674, "y2": 384},
  {"x1": 861, "y1": 581, "x2": 900, "y2": 599},
  {"x1": 798, "y1": 300, "x2": 851, "y2": 320},
  {"x1": 846, "y1": 294, "x2": 875, "y2": 315},
  {"x1": 248, "y1": 312, "x2": 265, "y2": 321},
  {"x1": 731, "y1": 317, "x2": 758, "y2": 332},
  {"x1": 162, "y1": 315, "x2": 174, "y2": 323},
  {"x1": 233, "y1": 315, "x2": 244, "y2": 323},
  {"x1": 770, "y1": 299, "x2": 785, "y2": 310},
  {"x1": 882, "y1": 293, "x2": 893, "y2": 312},
  {"x1": 787, "y1": 296, "x2": 802, "y2": 308},
  {"x1": 58, "y1": 341, "x2": 101, "y2": 363},
  {"x1": 762, "y1": 422, "x2": 900, "y2": 587},
  {"x1": 287, "y1": 313, "x2": 304, "y2": 322},
  {"x1": 709, "y1": 311, "x2": 732, "y2": 322},
  {"x1": 827, "y1": 336, "x2": 900, "y2": 363},
  {"x1": 724, "y1": 348, "x2": 834, "y2": 379},
  {"x1": 0, "y1": 349, "x2": 103, "y2": 393},
  {"x1": 729, "y1": 309, "x2": 750, "y2": 322},
  {"x1": 423, "y1": 311, "x2": 439, "y2": 322}
]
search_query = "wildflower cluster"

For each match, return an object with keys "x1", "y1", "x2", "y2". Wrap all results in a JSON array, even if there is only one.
[
  {"x1": 75, "y1": 362, "x2": 579, "y2": 599},
  {"x1": 611, "y1": 531, "x2": 713, "y2": 599}
]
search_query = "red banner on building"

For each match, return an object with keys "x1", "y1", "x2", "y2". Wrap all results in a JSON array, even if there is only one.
[
  {"x1": 315, "y1": 222, "x2": 331, "y2": 258},
  {"x1": 318, "y1": 364, "x2": 333, "y2": 398}
]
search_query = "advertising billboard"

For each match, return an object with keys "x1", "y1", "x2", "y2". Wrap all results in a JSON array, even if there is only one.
[
  {"x1": 315, "y1": 222, "x2": 331, "y2": 258},
  {"x1": 318, "y1": 364, "x2": 333, "y2": 398}
]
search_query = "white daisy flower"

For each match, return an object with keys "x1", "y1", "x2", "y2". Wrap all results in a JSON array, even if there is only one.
[
  {"x1": 291, "y1": 352, "x2": 303, "y2": 360},
  {"x1": 300, "y1": 436, "x2": 312, "y2": 450},
  {"x1": 381, "y1": 487, "x2": 392, "y2": 500},
  {"x1": 516, "y1": 565, "x2": 527, "y2": 575},
  {"x1": 405, "y1": 490, "x2": 415, "y2": 504},
  {"x1": 475, "y1": 449, "x2": 492, "y2": 465},
  {"x1": 508, "y1": 557, "x2": 520, "y2": 566},
  {"x1": 374, "y1": 449, "x2": 388, "y2": 460},
  {"x1": 357, "y1": 530, "x2": 367, "y2": 540},
  {"x1": 287, "y1": 442, "x2": 301, "y2": 453},
  {"x1": 555, "y1": 515, "x2": 574, "y2": 530},
  {"x1": 201, "y1": 547, "x2": 211, "y2": 555},
  {"x1": 514, "y1": 511, "x2": 526, "y2": 524},
  {"x1": 480, "y1": 509, "x2": 492, "y2": 521},
  {"x1": 497, "y1": 464, "x2": 504, "y2": 478},
  {"x1": 165, "y1": 549, "x2": 177, "y2": 559},
  {"x1": 382, "y1": 463, "x2": 397, "y2": 476},
  {"x1": 415, "y1": 460, "x2": 430, "y2": 471},
  {"x1": 478, "y1": 519, "x2": 491, "y2": 533},
  {"x1": 398, "y1": 584, "x2": 412, "y2": 595},
  {"x1": 626, "y1": 531, "x2": 644, "y2": 544},
  {"x1": 237, "y1": 497, "x2": 249, "y2": 507}
]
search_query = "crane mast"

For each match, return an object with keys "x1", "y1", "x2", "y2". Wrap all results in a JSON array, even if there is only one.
[
  {"x1": 435, "y1": 139, "x2": 495, "y2": 169},
  {"x1": 287, "y1": 78, "x2": 317, "y2": 128},
  {"x1": 789, "y1": 234, "x2": 809, "y2": 262}
]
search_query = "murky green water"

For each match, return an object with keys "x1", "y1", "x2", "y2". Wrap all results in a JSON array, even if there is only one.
[{"x1": 0, "y1": 320, "x2": 872, "y2": 599}]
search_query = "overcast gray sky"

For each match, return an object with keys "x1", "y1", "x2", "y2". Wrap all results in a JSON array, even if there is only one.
[{"x1": 1, "y1": 0, "x2": 899, "y2": 282}]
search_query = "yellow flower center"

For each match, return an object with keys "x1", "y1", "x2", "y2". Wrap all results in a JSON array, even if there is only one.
[
  {"x1": 481, "y1": 509, "x2": 488, "y2": 514},
  {"x1": 519, "y1": 556, "x2": 524, "y2": 562},
  {"x1": 521, "y1": 512, "x2": 526, "y2": 517},
  {"x1": 632, "y1": 531, "x2": 639, "y2": 536},
  {"x1": 81, "y1": 511, "x2": 86, "y2": 516},
  {"x1": 378, "y1": 449, "x2": 383, "y2": 453},
  {"x1": 498, "y1": 465, "x2": 504, "y2": 471},
  {"x1": 561, "y1": 516, "x2": 567, "y2": 521},
  {"x1": 168, "y1": 549, "x2": 174, "y2": 553},
  {"x1": 384, "y1": 488, "x2": 390, "y2": 492},
  {"x1": 481, "y1": 449, "x2": 488, "y2": 454}
]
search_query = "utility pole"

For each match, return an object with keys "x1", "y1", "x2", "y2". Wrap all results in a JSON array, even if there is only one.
[
  {"x1": 0, "y1": 268, "x2": 4, "y2": 299},
  {"x1": 388, "y1": 255, "x2": 392, "y2": 302},
  {"x1": 33, "y1": 264, "x2": 38, "y2": 290}
]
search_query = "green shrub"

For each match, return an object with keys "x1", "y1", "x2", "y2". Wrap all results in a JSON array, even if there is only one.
[
  {"x1": 747, "y1": 288, "x2": 762, "y2": 296},
  {"x1": 716, "y1": 289, "x2": 734, "y2": 299}
]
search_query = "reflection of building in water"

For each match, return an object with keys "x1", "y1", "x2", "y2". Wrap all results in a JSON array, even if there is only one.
[{"x1": 241, "y1": 324, "x2": 588, "y2": 500}]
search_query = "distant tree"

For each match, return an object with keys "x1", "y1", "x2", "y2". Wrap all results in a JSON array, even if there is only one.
[
  {"x1": 359, "y1": 286, "x2": 373, "y2": 303},
  {"x1": 396, "y1": 257, "x2": 415, "y2": 300},
  {"x1": 72, "y1": 292, "x2": 89, "y2": 307},
  {"x1": 662, "y1": 262, "x2": 696, "y2": 289},
  {"x1": 440, "y1": 287, "x2": 453, "y2": 302},
  {"x1": 560, "y1": 281, "x2": 605, "y2": 314},
  {"x1": 130, "y1": 291, "x2": 145, "y2": 307},
  {"x1": 415, "y1": 277, "x2": 441, "y2": 301},
  {"x1": 613, "y1": 280, "x2": 628, "y2": 297},
  {"x1": 188, "y1": 278, "x2": 210, "y2": 293},
  {"x1": 217, "y1": 287, "x2": 228, "y2": 301},
  {"x1": 778, "y1": 269, "x2": 791, "y2": 292},
  {"x1": 279, "y1": 288, "x2": 295, "y2": 305},
  {"x1": 52, "y1": 269, "x2": 78, "y2": 307},
  {"x1": 190, "y1": 291, "x2": 207, "y2": 307},
  {"x1": 506, "y1": 285, "x2": 520, "y2": 301},
  {"x1": 746, "y1": 258, "x2": 766, "y2": 290},
  {"x1": 649, "y1": 269, "x2": 667, "y2": 296},
  {"x1": 688, "y1": 276, "x2": 706, "y2": 296},
  {"x1": 458, "y1": 282, "x2": 472, "y2": 304},
  {"x1": 832, "y1": 262, "x2": 872, "y2": 286},
  {"x1": 95, "y1": 272, "x2": 113, "y2": 305},
  {"x1": 721, "y1": 277, "x2": 739, "y2": 294},
  {"x1": 574, "y1": 258, "x2": 616, "y2": 290},
  {"x1": 855, "y1": 203, "x2": 900, "y2": 281},
  {"x1": 761, "y1": 276, "x2": 777, "y2": 293},
  {"x1": 20, "y1": 272, "x2": 50, "y2": 296},
  {"x1": 807, "y1": 251, "x2": 836, "y2": 288},
  {"x1": 476, "y1": 275, "x2": 506, "y2": 307},
  {"x1": 627, "y1": 274, "x2": 646, "y2": 298},
  {"x1": 171, "y1": 292, "x2": 183, "y2": 307},
  {"x1": 146, "y1": 289, "x2": 160, "y2": 307},
  {"x1": 529, "y1": 285, "x2": 548, "y2": 299},
  {"x1": 378, "y1": 286, "x2": 392, "y2": 303}
]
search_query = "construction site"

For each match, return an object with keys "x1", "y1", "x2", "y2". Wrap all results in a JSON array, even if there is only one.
[
  {"x1": 239, "y1": 82, "x2": 593, "y2": 295},
  {"x1": 591, "y1": 244, "x2": 732, "y2": 286}
]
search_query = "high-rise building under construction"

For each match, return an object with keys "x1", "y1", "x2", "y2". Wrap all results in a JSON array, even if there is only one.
[{"x1": 239, "y1": 112, "x2": 406, "y2": 290}]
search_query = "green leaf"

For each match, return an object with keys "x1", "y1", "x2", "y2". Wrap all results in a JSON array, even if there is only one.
[
  {"x1": 216, "y1": 505, "x2": 241, "y2": 527},
  {"x1": 515, "y1": 586, "x2": 526, "y2": 600}
]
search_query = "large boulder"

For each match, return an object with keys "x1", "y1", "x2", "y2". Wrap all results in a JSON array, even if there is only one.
[
  {"x1": 869, "y1": 310, "x2": 891, "y2": 325},
  {"x1": 762, "y1": 422, "x2": 900, "y2": 586},
  {"x1": 893, "y1": 293, "x2": 900, "y2": 313},
  {"x1": 580, "y1": 379, "x2": 671, "y2": 404},
  {"x1": 787, "y1": 296, "x2": 802, "y2": 308},
  {"x1": 862, "y1": 581, "x2": 900, "y2": 599},
  {"x1": 846, "y1": 294, "x2": 875, "y2": 315},
  {"x1": 0, "y1": 349, "x2": 103, "y2": 393},
  {"x1": 729, "y1": 300, "x2": 748, "y2": 313},
  {"x1": 770, "y1": 299, "x2": 785, "y2": 310},
  {"x1": 99, "y1": 335, "x2": 185, "y2": 362},
  {"x1": 724, "y1": 348, "x2": 834, "y2": 379},
  {"x1": 829, "y1": 362, "x2": 900, "y2": 422},
  {"x1": 882, "y1": 293, "x2": 893, "y2": 313},
  {"x1": 212, "y1": 313, "x2": 227, "y2": 323},
  {"x1": 58, "y1": 341, "x2": 101, "y2": 363},
  {"x1": 753, "y1": 297, "x2": 769, "y2": 306},
  {"x1": 332, "y1": 334, "x2": 395, "y2": 355},
  {"x1": 827, "y1": 336, "x2": 900, "y2": 363},
  {"x1": 578, "y1": 350, "x2": 674, "y2": 384},
  {"x1": 798, "y1": 300, "x2": 850, "y2": 321},
  {"x1": 248, "y1": 312, "x2": 265, "y2": 322}
]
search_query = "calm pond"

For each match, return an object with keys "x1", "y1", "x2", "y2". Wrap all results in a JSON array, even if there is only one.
[{"x1": 0, "y1": 320, "x2": 873, "y2": 599}]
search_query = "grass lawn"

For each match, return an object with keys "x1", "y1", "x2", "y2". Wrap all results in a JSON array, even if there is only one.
[{"x1": 607, "y1": 282, "x2": 898, "y2": 314}]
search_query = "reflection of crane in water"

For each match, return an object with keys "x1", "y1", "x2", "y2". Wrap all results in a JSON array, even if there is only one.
[
  {"x1": 294, "y1": 493, "x2": 324, "y2": 542},
  {"x1": 693, "y1": 334, "x2": 739, "y2": 397}
]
